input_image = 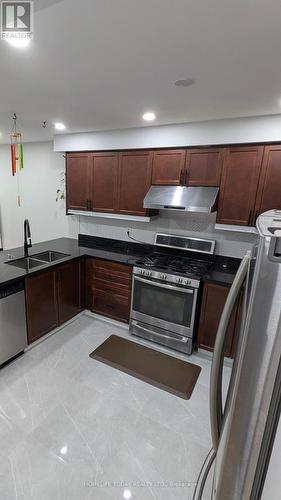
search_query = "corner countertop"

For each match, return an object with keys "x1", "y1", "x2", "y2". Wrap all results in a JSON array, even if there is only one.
[
  {"x1": 202, "y1": 255, "x2": 241, "y2": 286},
  {"x1": 0, "y1": 237, "x2": 149, "y2": 287},
  {"x1": 0, "y1": 236, "x2": 241, "y2": 287}
]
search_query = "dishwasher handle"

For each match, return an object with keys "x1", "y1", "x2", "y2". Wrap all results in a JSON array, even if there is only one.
[{"x1": 0, "y1": 281, "x2": 25, "y2": 299}]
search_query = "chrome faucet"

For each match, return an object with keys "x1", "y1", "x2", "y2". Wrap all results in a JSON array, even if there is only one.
[{"x1": 24, "y1": 219, "x2": 32, "y2": 257}]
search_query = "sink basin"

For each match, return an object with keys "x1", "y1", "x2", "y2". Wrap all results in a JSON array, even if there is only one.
[
  {"x1": 6, "y1": 251, "x2": 70, "y2": 270},
  {"x1": 6, "y1": 257, "x2": 46, "y2": 270},
  {"x1": 31, "y1": 251, "x2": 70, "y2": 263}
]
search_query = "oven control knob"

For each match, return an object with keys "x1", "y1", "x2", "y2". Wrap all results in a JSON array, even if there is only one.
[
  {"x1": 177, "y1": 277, "x2": 183, "y2": 284},
  {"x1": 185, "y1": 279, "x2": 191, "y2": 285},
  {"x1": 161, "y1": 274, "x2": 167, "y2": 280},
  {"x1": 146, "y1": 271, "x2": 152, "y2": 277}
]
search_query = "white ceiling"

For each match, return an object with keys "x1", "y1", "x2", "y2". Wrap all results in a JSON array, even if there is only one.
[{"x1": 1, "y1": 0, "x2": 281, "y2": 143}]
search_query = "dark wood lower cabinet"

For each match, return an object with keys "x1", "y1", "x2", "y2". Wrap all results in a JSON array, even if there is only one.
[
  {"x1": 26, "y1": 270, "x2": 58, "y2": 344},
  {"x1": 197, "y1": 282, "x2": 240, "y2": 358},
  {"x1": 26, "y1": 260, "x2": 82, "y2": 344},
  {"x1": 86, "y1": 258, "x2": 132, "y2": 323},
  {"x1": 92, "y1": 289, "x2": 131, "y2": 323},
  {"x1": 57, "y1": 260, "x2": 81, "y2": 324}
]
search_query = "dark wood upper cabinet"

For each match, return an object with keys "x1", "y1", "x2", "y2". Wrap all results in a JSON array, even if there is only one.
[
  {"x1": 118, "y1": 151, "x2": 153, "y2": 215},
  {"x1": 92, "y1": 152, "x2": 118, "y2": 213},
  {"x1": 65, "y1": 142, "x2": 281, "y2": 224},
  {"x1": 197, "y1": 282, "x2": 240, "y2": 358},
  {"x1": 66, "y1": 153, "x2": 92, "y2": 211},
  {"x1": 26, "y1": 270, "x2": 58, "y2": 344},
  {"x1": 217, "y1": 146, "x2": 264, "y2": 226},
  {"x1": 152, "y1": 149, "x2": 186, "y2": 185},
  {"x1": 57, "y1": 260, "x2": 81, "y2": 324},
  {"x1": 186, "y1": 148, "x2": 224, "y2": 186},
  {"x1": 254, "y1": 145, "x2": 281, "y2": 218}
]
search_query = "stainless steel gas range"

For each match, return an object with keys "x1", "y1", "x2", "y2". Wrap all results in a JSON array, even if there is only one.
[{"x1": 130, "y1": 234, "x2": 215, "y2": 354}]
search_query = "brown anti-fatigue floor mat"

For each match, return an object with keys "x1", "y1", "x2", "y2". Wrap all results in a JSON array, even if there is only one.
[{"x1": 90, "y1": 335, "x2": 201, "y2": 400}]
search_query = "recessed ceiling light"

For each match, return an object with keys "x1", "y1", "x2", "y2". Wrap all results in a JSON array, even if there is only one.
[
  {"x1": 54, "y1": 122, "x2": 66, "y2": 130},
  {"x1": 6, "y1": 38, "x2": 30, "y2": 48},
  {"x1": 174, "y1": 79, "x2": 195, "y2": 87},
  {"x1": 142, "y1": 112, "x2": 156, "y2": 122}
]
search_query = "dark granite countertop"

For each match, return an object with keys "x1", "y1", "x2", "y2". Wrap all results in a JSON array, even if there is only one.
[
  {"x1": 0, "y1": 235, "x2": 241, "y2": 287},
  {"x1": 203, "y1": 255, "x2": 241, "y2": 286},
  {"x1": 0, "y1": 237, "x2": 151, "y2": 287}
]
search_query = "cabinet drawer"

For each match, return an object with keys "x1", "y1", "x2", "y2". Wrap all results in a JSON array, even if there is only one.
[
  {"x1": 93, "y1": 268, "x2": 131, "y2": 287},
  {"x1": 92, "y1": 289, "x2": 130, "y2": 323},
  {"x1": 93, "y1": 259, "x2": 132, "y2": 277},
  {"x1": 92, "y1": 278, "x2": 130, "y2": 297}
]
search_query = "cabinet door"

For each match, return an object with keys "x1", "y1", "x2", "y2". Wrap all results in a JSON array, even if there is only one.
[
  {"x1": 254, "y1": 145, "x2": 281, "y2": 219},
  {"x1": 57, "y1": 260, "x2": 81, "y2": 325},
  {"x1": 26, "y1": 270, "x2": 58, "y2": 344},
  {"x1": 197, "y1": 282, "x2": 238, "y2": 358},
  {"x1": 217, "y1": 146, "x2": 263, "y2": 226},
  {"x1": 186, "y1": 148, "x2": 224, "y2": 186},
  {"x1": 66, "y1": 153, "x2": 92, "y2": 211},
  {"x1": 152, "y1": 149, "x2": 186, "y2": 185},
  {"x1": 118, "y1": 151, "x2": 153, "y2": 215},
  {"x1": 92, "y1": 152, "x2": 118, "y2": 213}
]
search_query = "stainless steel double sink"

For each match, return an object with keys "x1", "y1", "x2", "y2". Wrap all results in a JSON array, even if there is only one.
[{"x1": 6, "y1": 251, "x2": 70, "y2": 270}]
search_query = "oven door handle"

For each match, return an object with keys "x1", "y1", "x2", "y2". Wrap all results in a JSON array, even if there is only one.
[
  {"x1": 134, "y1": 276, "x2": 194, "y2": 294},
  {"x1": 133, "y1": 321, "x2": 189, "y2": 343}
]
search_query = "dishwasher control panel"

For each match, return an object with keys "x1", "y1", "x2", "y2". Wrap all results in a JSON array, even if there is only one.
[{"x1": 0, "y1": 281, "x2": 24, "y2": 299}]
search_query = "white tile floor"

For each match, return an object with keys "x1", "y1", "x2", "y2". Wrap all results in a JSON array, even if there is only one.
[{"x1": 0, "y1": 314, "x2": 232, "y2": 500}]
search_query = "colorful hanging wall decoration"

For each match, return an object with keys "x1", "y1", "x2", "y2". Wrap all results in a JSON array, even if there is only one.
[{"x1": 10, "y1": 113, "x2": 24, "y2": 206}]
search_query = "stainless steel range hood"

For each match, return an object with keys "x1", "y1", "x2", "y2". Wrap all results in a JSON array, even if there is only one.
[{"x1": 143, "y1": 186, "x2": 219, "y2": 213}]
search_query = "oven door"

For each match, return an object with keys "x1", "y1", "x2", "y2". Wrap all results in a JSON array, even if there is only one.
[{"x1": 131, "y1": 275, "x2": 198, "y2": 338}]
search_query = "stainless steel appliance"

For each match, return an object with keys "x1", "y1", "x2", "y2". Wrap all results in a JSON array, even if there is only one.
[
  {"x1": 130, "y1": 234, "x2": 215, "y2": 354},
  {"x1": 143, "y1": 185, "x2": 219, "y2": 213},
  {"x1": 193, "y1": 209, "x2": 281, "y2": 500},
  {"x1": 0, "y1": 206, "x2": 3, "y2": 251},
  {"x1": 0, "y1": 281, "x2": 27, "y2": 366}
]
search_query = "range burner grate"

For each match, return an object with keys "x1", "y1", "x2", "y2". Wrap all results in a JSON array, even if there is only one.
[{"x1": 135, "y1": 254, "x2": 211, "y2": 277}]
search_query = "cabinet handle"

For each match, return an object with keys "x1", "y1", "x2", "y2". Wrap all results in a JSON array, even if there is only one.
[
  {"x1": 180, "y1": 170, "x2": 183, "y2": 184},
  {"x1": 184, "y1": 170, "x2": 188, "y2": 185},
  {"x1": 248, "y1": 210, "x2": 253, "y2": 225}
]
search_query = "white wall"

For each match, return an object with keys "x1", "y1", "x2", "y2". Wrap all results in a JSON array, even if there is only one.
[
  {"x1": 79, "y1": 212, "x2": 258, "y2": 258},
  {"x1": 0, "y1": 141, "x2": 78, "y2": 250},
  {"x1": 54, "y1": 114, "x2": 281, "y2": 152}
]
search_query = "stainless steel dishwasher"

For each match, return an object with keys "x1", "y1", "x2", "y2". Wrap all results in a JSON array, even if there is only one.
[{"x1": 0, "y1": 281, "x2": 27, "y2": 366}]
